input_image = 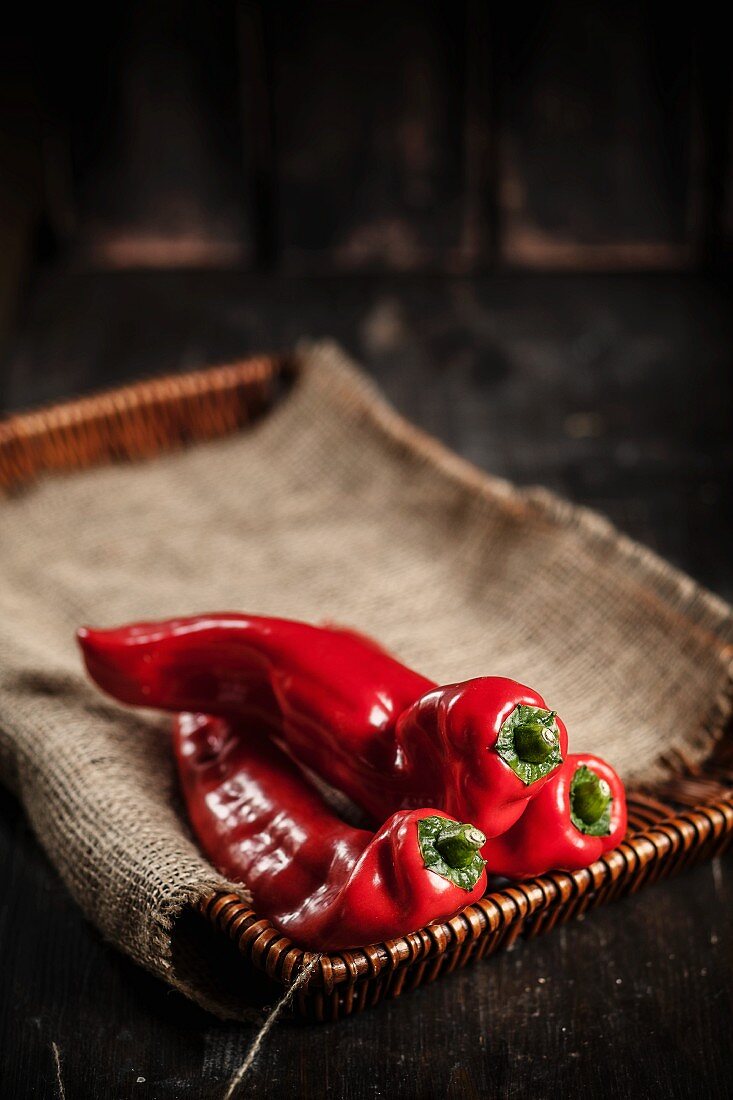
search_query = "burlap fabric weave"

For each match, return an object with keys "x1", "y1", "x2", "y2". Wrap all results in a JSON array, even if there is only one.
[{"x1": 1, "y1": 341, "x2": 731, "y2": 1018}]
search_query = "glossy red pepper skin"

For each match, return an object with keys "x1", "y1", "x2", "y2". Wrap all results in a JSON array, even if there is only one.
[
  {"x1": 482, "y1": 753, "x2": 627, "y2": 880},
  {"x1": 173, "y1": 712, "x2": 487, "y2": 950},
  {"x1": 394, "y1": 678, "x2": 569, "y2": 836},
  {"x1": 78, "y1": 613, "x2": 568, "y2": 838}
]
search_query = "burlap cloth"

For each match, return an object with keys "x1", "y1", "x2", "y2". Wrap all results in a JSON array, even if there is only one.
[{"x1": 1, "y1": 341, "x2": 731, "y2": 1018}]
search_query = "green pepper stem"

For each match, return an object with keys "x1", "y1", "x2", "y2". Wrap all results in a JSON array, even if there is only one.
[
  {"x1": 514, "y1": 714, "x2": 558, "y2": 764},
  {"x1": 572, "y1": 772, "x2": 612, "y2": 826},
  {"x1": 434, "y1": 823, "x2": 486, "y2": 868}
]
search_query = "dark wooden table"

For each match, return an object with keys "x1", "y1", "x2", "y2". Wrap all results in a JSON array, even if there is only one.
[{"x1": 1, "y1": 269, "x2": 731, "y2": 1099}]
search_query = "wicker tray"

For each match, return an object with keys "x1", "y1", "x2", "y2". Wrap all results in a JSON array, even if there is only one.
[{"x1": 2, "y1": 353, "x2": 732, "y2": 1022}]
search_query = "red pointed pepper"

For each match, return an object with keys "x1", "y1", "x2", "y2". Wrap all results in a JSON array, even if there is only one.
[
  {"x1": 482, "y1": 752, "x2": 627, "y2": 879},
  {"x1": 78, "y1": 613, "x2": 569, "y2": 838},
  {"x1": 173, "y1": 712, "x2": 487, "y2": 949}
]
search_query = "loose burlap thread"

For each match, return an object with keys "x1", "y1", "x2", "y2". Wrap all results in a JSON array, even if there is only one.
[{"x1": 0, "y1": 341, "x2": 731, "y2": 1019}]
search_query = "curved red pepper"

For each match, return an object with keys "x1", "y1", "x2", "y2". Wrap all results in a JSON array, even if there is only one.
[
  {"x1": 173, "y1": 712, "x2": 487, "y2": 950},
  {"x1": 482, "y1": 752, "x2": 628, "y2": 879},
  {"x1": 78, "y1": 614, "x2": 569, "y2": 838},
  {"x1": 394, "y1": 677, "x2": 568, "y2": 836}
]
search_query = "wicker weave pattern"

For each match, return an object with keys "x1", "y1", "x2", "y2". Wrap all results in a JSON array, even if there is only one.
[
  {"x1": 199, "y1": 792, "x2": 733, "y2": 1021},
  {"x1": 1, "y1": 352, "x2": 731, "y2": 1021},
  {"x1": 0, "y1": 356, "x2": 285, "y2": 493}
]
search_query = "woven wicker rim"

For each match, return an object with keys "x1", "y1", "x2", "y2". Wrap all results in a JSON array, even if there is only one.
[{"x1": 200, "y1": 794, "x2": 733, "y2": 994}]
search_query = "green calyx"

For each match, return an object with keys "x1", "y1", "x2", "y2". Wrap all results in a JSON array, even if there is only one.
[
  {"x1": 418, "y1": 817, "x2": 486, "y2": 891},
  {"x1": 570, "y1": 765, "x2": 613, "y2": 836},
  {"x1": 496, "y1": 704, "x2": 563, "y2": 786}
]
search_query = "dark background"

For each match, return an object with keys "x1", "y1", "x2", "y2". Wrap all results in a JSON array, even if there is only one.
[
  {"x1": 1, "y1": 3, "x2": 732, "y2": 1098},
  {"x1": 1, "y1": 1, "x2": 731, "y2": 317}
]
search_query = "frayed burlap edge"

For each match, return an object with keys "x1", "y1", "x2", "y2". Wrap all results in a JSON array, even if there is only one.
[{"x1": 294, "y1": 340, "x2": 733, "y2": 781}]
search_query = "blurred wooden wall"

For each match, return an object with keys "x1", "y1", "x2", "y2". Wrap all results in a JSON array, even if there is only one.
[{"x1": 3, "y1": 0, "x2": 732, "y2": 277}]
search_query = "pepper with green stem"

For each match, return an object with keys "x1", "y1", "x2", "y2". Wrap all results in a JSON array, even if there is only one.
[
  {"x1": 78, "y1": 614, "x2": 570, "y2": 838},
  {"x1": 173, "y1": 712, "x2": 488, "y2": 949},
  {"x1": 482, "y1": 752, "x2": 627, "y2": 879}
]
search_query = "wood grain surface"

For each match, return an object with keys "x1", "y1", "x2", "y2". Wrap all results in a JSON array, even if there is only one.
[
  {"x1": 0, "y1": 269, "x2": 731, "y2": 1098},
  {"x1": 6, "y1": 3, "x2": 730, "y2": 278}
]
